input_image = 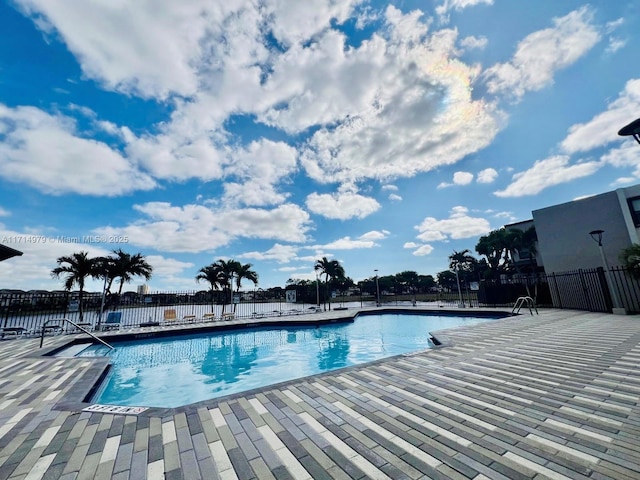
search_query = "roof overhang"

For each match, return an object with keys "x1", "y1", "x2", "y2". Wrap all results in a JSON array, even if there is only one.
[{"x1": 0, "y1": 244, "x2": 23, "y2": 262}]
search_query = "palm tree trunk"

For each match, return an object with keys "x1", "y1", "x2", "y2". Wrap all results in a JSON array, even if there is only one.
[{"x1": 78, "y1": 288, "x2": 84, "y2": 322}]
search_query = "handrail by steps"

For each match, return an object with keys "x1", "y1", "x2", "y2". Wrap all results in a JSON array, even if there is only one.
[{"x1": 40, "y1": 318, "x2": 114, "y2": 350}]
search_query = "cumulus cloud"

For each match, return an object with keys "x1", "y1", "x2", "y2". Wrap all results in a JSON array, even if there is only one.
[
  {"x1": 95, "y1": 202, "x2": 312, "y2": 252},
  {"x1": 438, "y1": 171, "x2": 474, "y2": 188},
  {"x1": 459, "y1": 35, "x2": 488, "y2": 50},
  {"x1": 415, "y1": 206, "x2": 490, "y2": 241},
  {"x1": 313, "y1": 236, "x2": 377, "y2": 250},
  {"x1": 477, "y1": 167, "x2": 498, "y2": 183},
  {"x1": 0, "y1": 105, "x2": 155, "y2": 195},
  {"x1": 296, "y1": 6, "x2": 500, "y2": 184},
  {"x1": 493, "y1": 155, "x2": 601, "y2": 197},
  {"x1": 388, "y1": 193, "x2": 402, "y2": 201},
  {"x1": 14, "y1": 0, "x2": 219, "y2": 99},
  {"x1": 412, "y1": 244, "x2": 435, "y2": 256},
  {"x1": 239, "y1": 244, "x2": 300, "y2": 263},
  {"x1": 360, "y1": 230, "x2": 389, "y2": 240},
  {"x1": 305, "y1": 190, "x2": 380, "y2": 220},
  {"x1": 436, "y1": 0, "x2": 493, "y2": 20},
  {"x1": 561, "y1": 79, "x2": 640, "y2": 154},
  {"x1": 484, "y1": 6, "x2": 600, "y2": 100}
]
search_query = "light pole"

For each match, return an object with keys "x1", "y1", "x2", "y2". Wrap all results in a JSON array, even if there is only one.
[
  {"x1": 374, "y1": 269, "x2": 380, "y2": 307},
  {"x1": 589, "y1": 230, "x2": 625, "y2": 314},
  {"x1": 315, "y1": 271, "x2": 320, "y2": 308}
]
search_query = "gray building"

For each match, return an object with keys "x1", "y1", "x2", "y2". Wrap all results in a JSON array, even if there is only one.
[{"x1": 532, "y1": 184, "x2": 640, "y2": 274}]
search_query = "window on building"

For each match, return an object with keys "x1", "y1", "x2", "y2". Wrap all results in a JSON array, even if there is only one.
[{"x1": 629, "y1": 197, "x2": 640, "y2": 227}]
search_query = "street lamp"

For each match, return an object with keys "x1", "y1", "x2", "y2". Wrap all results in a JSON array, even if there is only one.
[
  {"x1": 374, "y1": 269, "x2": 381, "y2": 307},
  {"x1": 618, "y1": 117, "x2": 640, "y2": 145},
  {"x1": 589, "y1": 230, "x2": 625, "y2": 314}
]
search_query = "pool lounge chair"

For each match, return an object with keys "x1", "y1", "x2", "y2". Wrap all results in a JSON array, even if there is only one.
[
  {"x1": 201, "y1": 313, "x2": 216, "y2": 322},
  {"x1": 102, "y1": 312, "x2": 122, "y2": 331},
  {"x1": 163, "y1": 309, "x2": 182, "y2": 326},
  {"x1": 0, "y1": 327, "x2": 27, "y2": 339},
  {"x1": 221, "y1": 312, "x2": 235, "y2": 321},
  {"x1": 182, "y1": 314, "x2": 197, "y2": 324}
]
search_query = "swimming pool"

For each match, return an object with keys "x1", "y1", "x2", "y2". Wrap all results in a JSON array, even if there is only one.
[{"x1": 79, "y1": 312, "x2": 502, "y2": 408}]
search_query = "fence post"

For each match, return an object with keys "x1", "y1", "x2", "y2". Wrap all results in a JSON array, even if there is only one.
[{"x1": 596, "y1": 267, "x2": 613, "y2": 313}]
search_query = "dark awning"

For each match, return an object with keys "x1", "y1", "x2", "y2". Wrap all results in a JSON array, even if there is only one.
[{"x1": 0, "y1": 244, "x2": 23, "y2": 262}]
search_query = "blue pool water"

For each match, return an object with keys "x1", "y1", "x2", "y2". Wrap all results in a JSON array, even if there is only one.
[{"x1": 79, "y1": 313, "x2": 499, "y2": 408}]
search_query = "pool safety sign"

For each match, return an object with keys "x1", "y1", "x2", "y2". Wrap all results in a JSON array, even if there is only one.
[{"x1": 286, "y1": 290, "x2": 296, "y2": 303}]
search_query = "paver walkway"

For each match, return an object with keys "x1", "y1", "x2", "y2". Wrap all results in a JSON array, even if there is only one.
[{"x1": 0, "y1": 308, "x2": 639, "y2": 479}]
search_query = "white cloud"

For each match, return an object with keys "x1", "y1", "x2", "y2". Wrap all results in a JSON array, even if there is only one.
[
  {"x1": 305, "y1": 190, "x2": 380, "y2": 220},
  {"x1": 14, "y1": 0, "x2": 220, "y2": 99},
  {"x1": 360, "y1": 230, "x2": 389, "y2": 240},
  {"x1": 610, "y1": 177, "x2": 637, "y2": 187},
  {"x1": 221, "y1": 140, "x2": 298, "y2": 207},
  {"x1": 477, "y1": 167, "x2": 498, "y2": 183},
  {"x1": 0, "y1": 105, "x2": 155, "y2": 195},
  {"x1": 484, "y1": 6, "x2": 600, "y2": 100},
  {"x1": 415, "y1": 206, "x2": 490, "y2": 241},
  {"x1": 95, "y1": 202, "x2": 312, "y2": 253},
  {"x1": 605, "y1": 18, "x2": 624, "y2": 34},
  {"x1": 494, "y1": 155, "x2": 602, "y2": 197},
  {"x1": 295, "y1": 6, "x2": 500, "y2": 184},
  {"x1": 412, "y1": 244, "x2": 435, "y2": 256},
  {"x1": 313, "y1": 237, "x2": 377, "y2": 250},
  {"x1": 561, "y1": 79, "x2": 640, "y2": 154},
  {"x1": 381, "y1": 184, "x2": 398, "y2": 191},
  {"x1": 459, "y1": 35, "x2": 488, "y2": 50},
  {"x1": 0, "y1": 207, "x2": 10, "y2": 217},
  {"x1": 239, "y1": 244, "x2": 300, "y2": 263},
  {"x1": 606, "y1": 37, "x2": 627, "y2": 54},
  {"x1": 602, "y1": 142, "x2": 640, "y2": 179},
  {"x1": 404, "y1": 240, "x2": 434, "y2": 255},
  {"x1": 438, "y1": 170, "x2": 474, "y2": 188},
  {"x1": 453, "y1": 171, "x2": 474, "y2": 185},
  {"x1": 0, "y1": 226, "x2": 110, "y2": 290},
  {"x1": 388, "y1": 193, "x2": 403, "y2": 201},
  {"x1": 436, "y1": 0, "x2": 493, "y2": 19}
]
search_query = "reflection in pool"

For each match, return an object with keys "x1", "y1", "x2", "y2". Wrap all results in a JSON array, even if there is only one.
[{"x1": 80, "y1": 312, "x2": 499, "y2": 408}]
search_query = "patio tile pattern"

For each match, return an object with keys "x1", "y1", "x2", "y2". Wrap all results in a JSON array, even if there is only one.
[{"x1": 0, "y1": 308, "x2": 639, "y2": 479}]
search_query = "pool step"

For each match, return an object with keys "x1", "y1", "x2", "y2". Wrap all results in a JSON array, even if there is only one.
[{"x1": 53, "y1": 342, "x2": 93, "y2": 357}]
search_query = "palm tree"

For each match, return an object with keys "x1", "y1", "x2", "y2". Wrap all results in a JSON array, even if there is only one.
[
  {"x1": 314, "y1": 257, "x2": 346, "y2": 311},
  {"x1": 110, "y1": 249, "x2": 153, "y2": 296},
  {"x1": 232, "y1": 263, "x2": 259, "y2": 313},
  {"x1": 196, "y1": 264, "x2": 225, "y2": 311},
  {"x1": 51, "y1": 251, "x2": 97, "y2": 322},
  {"x1": 619, "y1": 244, "x2": 640, "y2": 279},
  {"x1": 213, "y1": 259, "x2": 240, "y2": 314},
  {"x1": 449, "y1": 250, "x2": 475, "y2": 307}
]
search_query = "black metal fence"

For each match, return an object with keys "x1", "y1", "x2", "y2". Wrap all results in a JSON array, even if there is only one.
[
  {"x1": 478, "y1": 266, "x2": 640, "y2": 314},
  {"x1": 2, "y1": 267, "x2": 638, "y2": 333}
]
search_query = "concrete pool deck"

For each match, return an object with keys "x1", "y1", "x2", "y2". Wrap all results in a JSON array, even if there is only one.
[{"x1": 0, "y1": 308, "x2": 639, "y2": 479}]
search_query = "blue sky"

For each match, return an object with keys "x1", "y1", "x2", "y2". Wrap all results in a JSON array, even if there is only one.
[{"x1": 1, "y1": 0, "x2": 639, "y2": 292}]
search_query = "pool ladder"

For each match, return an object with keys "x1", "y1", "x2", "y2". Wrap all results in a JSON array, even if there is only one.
[{"x1": 512, "y1": 296, "x2": 538, "y2": 316}]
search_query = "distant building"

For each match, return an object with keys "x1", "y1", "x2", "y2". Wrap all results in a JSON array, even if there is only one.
[{"x1": 137, "y1": 284, "x2": 150, "y2": 295}]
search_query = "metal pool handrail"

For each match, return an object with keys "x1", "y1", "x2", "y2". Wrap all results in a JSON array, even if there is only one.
[{"x1": 40, "y1": 318, "x2": 114, "y2": 350}]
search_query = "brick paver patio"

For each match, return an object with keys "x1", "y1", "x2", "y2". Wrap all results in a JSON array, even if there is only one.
[{"x1": 0, "y1": 308, "x2": 639, "y2": 479}]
